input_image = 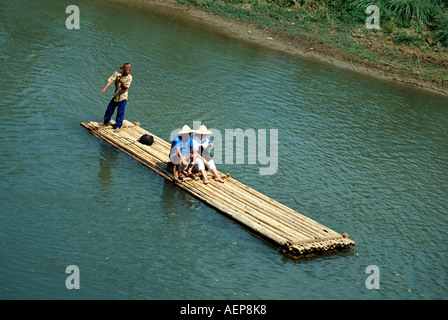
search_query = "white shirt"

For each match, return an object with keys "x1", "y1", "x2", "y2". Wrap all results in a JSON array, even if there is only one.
[{"x1": 193, "y1": 136, "x2": 212, "y2": 154}]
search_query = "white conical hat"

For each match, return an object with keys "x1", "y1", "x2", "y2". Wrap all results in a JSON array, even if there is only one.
[
  {"x1": 194, "y1": 125, "x2": 212, "y2": 135},
  {"x1": 178, "y1": 125, "x2": 193, "y2": 134}
]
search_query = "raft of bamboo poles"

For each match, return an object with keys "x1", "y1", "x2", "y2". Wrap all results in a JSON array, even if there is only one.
[{"x1": 81, "y1": 120, "x2": 356, "y2": 258}]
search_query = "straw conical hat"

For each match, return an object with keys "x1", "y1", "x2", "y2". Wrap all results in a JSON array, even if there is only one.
[
  {"x1": 194, "y1": 125, "x2": 212, "y2": 135},
  {"x1": 178, "y1": 125, "x2": 193, "y2": 134}
]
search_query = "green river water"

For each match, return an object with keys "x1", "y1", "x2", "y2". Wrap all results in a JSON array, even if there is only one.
[{"x1": 1, "y1": 0, "x2": 447, "y2": 300}]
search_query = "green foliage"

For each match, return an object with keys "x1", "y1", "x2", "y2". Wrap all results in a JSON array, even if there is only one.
[
  {"x1": 177, "y1": 0, "x2": 447, "y2": 88},
  {"x1": 392, "y1": 30, "x2": 419, "y2": 45},
  {"x1": 384, "y1": 0, "x2": 439, "y2": 30},
  {"x1": 383, "y1": 20, "x2": 397, "y2": 33},
  {"x1": 435, "y1": 12, "x2": 448, "y2": 47},
  {"x1": 179, "y1": 0, "x2": 448, "y2": 47},
  {"x1": 265, "y1": 0, "x2": 296, "y2": 7}
]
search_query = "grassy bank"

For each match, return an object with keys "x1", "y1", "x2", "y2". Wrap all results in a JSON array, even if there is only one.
[{"x1": 177, "y1": 0, "x2": 448, "y2": 92}]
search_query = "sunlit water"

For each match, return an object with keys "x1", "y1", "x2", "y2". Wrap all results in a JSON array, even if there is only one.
[{"x1": 1, "y1": 0, "x2": 447, "y2": 300}]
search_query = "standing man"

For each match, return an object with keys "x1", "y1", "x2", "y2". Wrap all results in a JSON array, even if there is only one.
[{"x1": 100, "y1": 63, "x2": 132, "y2": 132}]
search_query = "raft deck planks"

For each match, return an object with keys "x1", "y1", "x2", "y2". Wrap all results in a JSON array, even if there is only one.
[{"x1": 81, "y1": 120, "x2": 356, "y2": 258}]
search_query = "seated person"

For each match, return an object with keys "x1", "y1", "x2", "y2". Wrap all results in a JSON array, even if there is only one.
[
  {"x1": 169, "y1": 125, "x2": 206, "y2": 182},
  {"x1": 192, "y1": 125, "x2": 224, "y2": 184}
]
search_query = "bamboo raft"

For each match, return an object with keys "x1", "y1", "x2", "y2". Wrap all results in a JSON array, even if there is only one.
[{"x1": 81, "y1": 120, "x2": 356, "y2": 258}]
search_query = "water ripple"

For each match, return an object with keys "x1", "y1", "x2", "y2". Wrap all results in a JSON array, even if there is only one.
[{"x1": 1, "y1": 0, "x2": 448, "y2": 300}]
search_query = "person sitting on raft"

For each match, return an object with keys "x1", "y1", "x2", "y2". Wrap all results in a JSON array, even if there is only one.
[
  {"x1": 192, "y1": 125, "x2": 224, "y2": 184},
  {"x1": 169, "y1": 125, "x2": 207, "y2": 183}
]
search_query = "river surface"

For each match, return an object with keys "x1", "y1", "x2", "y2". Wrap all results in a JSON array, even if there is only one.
[{"x1": 1, "y1": 0, "x2": 447, "y2": 300}]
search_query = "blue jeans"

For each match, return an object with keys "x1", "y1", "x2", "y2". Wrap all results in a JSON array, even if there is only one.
[{"x1": 104, "y1": 99, "x2": 127, "y2": 128}]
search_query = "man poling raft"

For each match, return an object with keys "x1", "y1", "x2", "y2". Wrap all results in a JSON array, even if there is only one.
[{"x1": 100, "y1": 63, "x2": 133, "y2": 132}]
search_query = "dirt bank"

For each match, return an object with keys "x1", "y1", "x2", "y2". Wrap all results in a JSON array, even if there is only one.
[{"x1": 129, "y1": 0, "x2": 448, "y2": 96}]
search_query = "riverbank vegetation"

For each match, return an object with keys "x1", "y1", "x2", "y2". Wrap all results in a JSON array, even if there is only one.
[{"x1": 177, "y1": 0, "x2": 448, "y2": 92}]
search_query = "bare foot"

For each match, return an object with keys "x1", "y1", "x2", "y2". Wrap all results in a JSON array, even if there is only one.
[{"x1": 215, "y1": 177, "x2": 224, "y2": 183}]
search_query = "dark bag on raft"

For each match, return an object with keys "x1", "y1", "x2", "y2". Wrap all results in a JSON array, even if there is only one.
[{"x1": 138, "y1": 134, "x2": 154, "y2": 146}]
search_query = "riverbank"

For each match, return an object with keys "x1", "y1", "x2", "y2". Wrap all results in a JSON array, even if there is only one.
[{"x1": 132, "y1": 0, "x2": 448, "y2": 96}]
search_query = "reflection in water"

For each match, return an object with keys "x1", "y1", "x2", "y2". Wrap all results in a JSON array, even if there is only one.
[
  {"x1": 97, "y1": 143, "x2": 119, "y2": 190},
  {"x1": 161, "y1": 179, "x2": 204, "y2": 213}
]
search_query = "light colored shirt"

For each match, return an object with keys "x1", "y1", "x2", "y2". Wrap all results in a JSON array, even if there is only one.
[
  {"x1": 170, "y1": 135, "x2": 194, "y2": 158},
  {"x1": 192, "y1": 136, "x2": 212, "y2": 153},
  {"x1": 193, "y1": 136, "x2": 213, "y2": 160},
  {"x1": 108, "y1": 71, "x2": 132, "y2": 102}
]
